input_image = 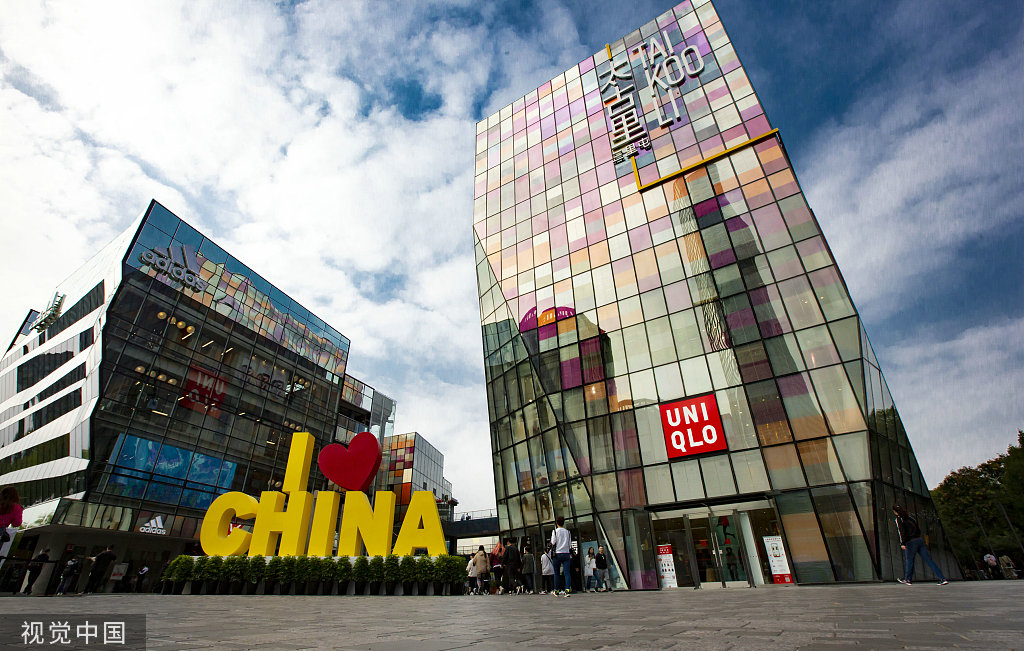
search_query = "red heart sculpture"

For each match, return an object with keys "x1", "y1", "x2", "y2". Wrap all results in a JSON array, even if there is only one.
[{"x1": 317, "y1": 431, "x2": 382, "y2": 492}]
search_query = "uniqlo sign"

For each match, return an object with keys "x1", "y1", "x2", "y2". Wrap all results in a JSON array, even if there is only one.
[{"x1": 660, "y1": 394, "x2": 727, "y2": 459}]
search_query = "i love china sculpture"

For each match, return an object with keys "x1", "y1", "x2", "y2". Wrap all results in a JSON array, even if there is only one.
[{"x1": 199, "y1": 431, "x2": 446, "y2": 557}]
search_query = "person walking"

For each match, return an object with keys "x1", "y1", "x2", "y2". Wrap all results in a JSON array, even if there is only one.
[
  {"x1": 490, "y1": 541, "x2": 505, "y2": 594},
  {"x1": 84, "y1": 545, "x2": 117, "y2": 594},
  {"x1": 56, "y1": 557, "x2": 82, "y2": 596},
  {"x1": 893, "y1": 505, "x2": 948, "y2": 585},
  {"x1": 540, "y1": 548, "x2": 554, "y2": 594},
  {"x1": 465, "y1": 554, "x2": 478, "y2": 594},
  {"x1": 521, "y1": 545, "x2": 536, "y2": 594},
  {"x1": 23, "y1": 548, "x2": 50, "y2": 595},
  {"x1": 502, "y1": 538, "x2": 522, "y2": 594},
  {"x1": 595, "y1": 545, "x2": 612, "y2": 591},
  {"x1": 549, "y1": 515, "x2": 572, "y2": 597},
  {"x1": 471, "y1": 545, "x2": 490, "y2": 595},
  {"x1": 0, "y1": 486, "x2": 23, "y2": 567},
  {"x1": 583, "y1": 547, "x2": 597, "y2": 592}
]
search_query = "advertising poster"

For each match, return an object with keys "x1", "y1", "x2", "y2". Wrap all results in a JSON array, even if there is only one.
[
  {"x1": 762, "y1": 535, "x2": 793, "y2": 584},
  {"x1": 656, "y1": 544, "x2": 677, "y2": 588}
]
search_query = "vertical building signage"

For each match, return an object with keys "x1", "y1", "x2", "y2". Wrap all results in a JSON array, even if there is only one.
[
  {"x1": 601, "y1": 32, "x2": 705, "y2": 164},
  {"x1": 762, "y1": 535, "x2": 793, "y2": 584},
  {"x1": 660, "y1": 393, "x2": 727, "y2": 459}
]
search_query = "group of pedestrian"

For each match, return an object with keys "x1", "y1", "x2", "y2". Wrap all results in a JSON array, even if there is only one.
[{"x1": 465, "y1": 516, "x2": 616, "y2": 596}]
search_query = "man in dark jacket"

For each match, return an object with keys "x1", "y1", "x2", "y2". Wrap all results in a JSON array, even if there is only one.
[
  {"x1": 84, "y1": 545, "x2": 117, "y2": 593},
  {"x1": 893, "y1": 505, "x2": 947, "y2": 585},
  {"x1": 502, "y1": 539, "x2": 522, "y2": 593},
  {"x1": 23, "y1": 548, "x2": 50, "y2": 594}
]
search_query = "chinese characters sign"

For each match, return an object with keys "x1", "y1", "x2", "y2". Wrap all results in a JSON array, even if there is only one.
[
  {"x1": 600, "y1": 30, "x2": 705, "y2": 164},
  {"x1": 660, "y1": 393, "x2": 727, "y2": 459},
  {"x1": 4, "y1": 615, "x2": 146, "y2": 649}
]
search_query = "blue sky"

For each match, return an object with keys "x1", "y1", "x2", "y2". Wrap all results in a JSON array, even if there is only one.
[{"x1": 1, "y1": 0, "x2": 1021, "y2": 511}]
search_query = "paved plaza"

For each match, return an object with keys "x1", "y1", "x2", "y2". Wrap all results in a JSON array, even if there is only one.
[{"x1": 1, "y1": 581, "x2": 1022, "y2": 650}]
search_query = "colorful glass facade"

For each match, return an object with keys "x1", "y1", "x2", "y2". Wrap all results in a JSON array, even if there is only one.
[
  {"x1": 474, "y1": 0, "x2": 957, "y2": 588},
  {"x1": 376, "y1": 432, "x2": 454, "y2": 523}
]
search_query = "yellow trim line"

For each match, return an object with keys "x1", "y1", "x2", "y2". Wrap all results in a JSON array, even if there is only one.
[
  {"x1": 606, "y1": 44, "x2": 612, "y2": 60},
  {"x1": 631, "y1": 128, "x2": 780, "y2": 192}
]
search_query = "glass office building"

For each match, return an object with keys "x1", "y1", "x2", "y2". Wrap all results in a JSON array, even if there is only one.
[
  {"x1": 473, "y1": 0, "x2": 957, "y2": 588},
  {"x1": 376, "y1": 432, "x2": 455, "y2": 523},
  {"x1": 0, "y1": 200, "x2": 395, "y2": 590}
]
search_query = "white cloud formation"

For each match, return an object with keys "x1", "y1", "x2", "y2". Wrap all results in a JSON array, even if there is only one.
[
  {"x1": 801, "y1": 39, "x2": 1024, "y2": 324},
  {"x1": 879, "y1": 317, "x2": 1024, "y2": 486},
  {"x1": 0, "y1": 0, "x2": 597, "y2": 511}
]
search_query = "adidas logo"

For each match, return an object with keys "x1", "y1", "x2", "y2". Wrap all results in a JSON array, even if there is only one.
[
  {"x1": 139, "y1": 244, "x2": 207, "y2": 293},
  {"x1": 139, "y1": 516, "x2": 168, "y2": 535}
]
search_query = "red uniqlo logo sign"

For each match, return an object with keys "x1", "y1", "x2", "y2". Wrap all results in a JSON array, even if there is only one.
[{"x1": 660, "y1": 394, "x2": 727, "y2": 459}]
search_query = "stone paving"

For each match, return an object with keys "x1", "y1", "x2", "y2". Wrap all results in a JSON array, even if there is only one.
[{"x1": 1, "y1": 581, "x2": 1022, "y2": 650}]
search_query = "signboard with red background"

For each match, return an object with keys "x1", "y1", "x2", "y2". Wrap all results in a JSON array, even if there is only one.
[{"x1": 659, "y1": 393, "x2": 727, "y2": 459}]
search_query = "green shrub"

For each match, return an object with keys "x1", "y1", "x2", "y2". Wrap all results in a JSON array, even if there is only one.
[
  {"x1": 334, "y1": 557, "x2": 352, "y2": 583},
  {"x1": 294, "y1": 556, "x2": 314, "y2": 582},
  {"x1": 399, "y1": 555, "x2": 417, "y2": 583},
  {"x1": 265, "y1": 556, "x2": 285, "y2": 583},
  {"x1": 383, "y1": 555, "x2": 400, "y2": 583},
  {"x1": 163, "y1": 555, "x2": 194, "y2": 582},
  {"x1": 317, "y1": 557, "x2": 336, "y2": 582},
  {"x1": 246, "y1": 556, "x2": 266, "y2": 584},
  {"x1": 280, "y1": 556, "x2": 298, "y2": 583},
  {"x1": 368, "y1": 556, "x2": 384, "y2": 582},
  {"x1": 223, "y1": 556, "x2": 247, "y2": 582},
  {"x1": 204, "y1": 556, "x2": 224, "y2": 581},
  {"x1": 436, "y1": 555, "x2": 463, "y2": 584},
  {"x1": 415, "y1": 555, "x2": 436, "y2": 582},
  {"x1": 190, "y1": 556, "x2": 210, "y2": 582},
  {"x1": 352, "y1": 556, "x2": 370, "y2": 583}
]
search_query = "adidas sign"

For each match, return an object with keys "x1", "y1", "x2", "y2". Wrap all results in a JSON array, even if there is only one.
[
  {"x1": 139, "y1": 244, "x2": 207, "y2": 293},
  {"x1": 139, "y1": 515, "x2": 168, "y2": 535}
]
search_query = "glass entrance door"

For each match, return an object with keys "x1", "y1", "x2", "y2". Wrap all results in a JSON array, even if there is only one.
[{"x1": 687, "y1": 509, "x2": 753, "y2": 588}]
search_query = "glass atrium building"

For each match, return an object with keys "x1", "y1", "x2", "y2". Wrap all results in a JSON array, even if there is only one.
[
  {"x1": 0, "y1": 200, "x2": 395, "y2": 591},
  {"x1": 473, "y1": 0, "x2": 958, "y2": 588}
]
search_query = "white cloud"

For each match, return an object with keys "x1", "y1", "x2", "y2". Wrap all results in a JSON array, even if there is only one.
[
  {"x1": 0, "y1": 0, "x2": 597, "y2": 511},
  {"x1": 801, "y1": 40, "x2": 1024, "y2": 324},
  {"x1": 879, "y1": 317, "x2": 1024, "y2": 487}
]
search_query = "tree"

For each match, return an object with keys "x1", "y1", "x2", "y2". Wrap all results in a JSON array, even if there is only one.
[{"x1": 931, "y1": 430, "x2": 1024, "y2": 573}]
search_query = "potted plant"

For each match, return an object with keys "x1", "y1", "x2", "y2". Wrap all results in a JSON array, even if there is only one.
[
  {"x1": 293, "y1": 556, "x2": 313, "y2": 595},
  {"x1": 222, "y1": 556, "x2": 246, "y2": 594},
  {"x1": 317, "y1": 557, "x2": 336, "y2": 595},
  {"x1": 437, "y1": 555, "x2": 461, "y2": 596},
  {"x1": 415, "y1": 555, "x2": 434, "y2": 595},
  {"x1": 335, "y1": 556, "x2": 352, "y2": 595},
  {"x1": 163, "y1": 555, "x2": 193, "y2": 594},
  {"x1": 399, "y1": 554, "x2": 417, "y2": 595},
  {"x1": 280, "y1": 556, "x2": 298, "y2": 595},
  {"x1": 352, "y1": 556, "x2": 370, "y2": 595},
  {"x1": 383, "y1": 555, "x2": 400, "y2": 595},
  {"x1": 188, "y1": 556, "x2": 209, "y2": 595},
  {"x1": 265, "y1": 556, "x2": 285, "y2": 595},
  {"x1": 203, "y1": 556, "x2": 224, "y2": 594},
  {"x1": 245, "y1": 556, "x2": 266, "y2": 595},
  {"x1": 368, "y1": 556, "x2": 385, "y2": 596}
]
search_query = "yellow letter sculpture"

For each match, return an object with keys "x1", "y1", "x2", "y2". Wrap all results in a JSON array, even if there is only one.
[
  {"x1": 337, "y1": 491, "x2": 396, "y2": 557},
  {"x1": 248, "y1": 490, "x2": 314, "y2": 556},
  {"x1": 306, "y1": 490, "x2": 342, "y2": 557},
  {"x1": 392, "y1": 491, "x2": 447, "y2": 556},
  {"x1": 199, "y1": 491, "x2": 259, "y2": 556},
  {"x1": 282, "y1": 431, "x2": 314, "y2": 494}
]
